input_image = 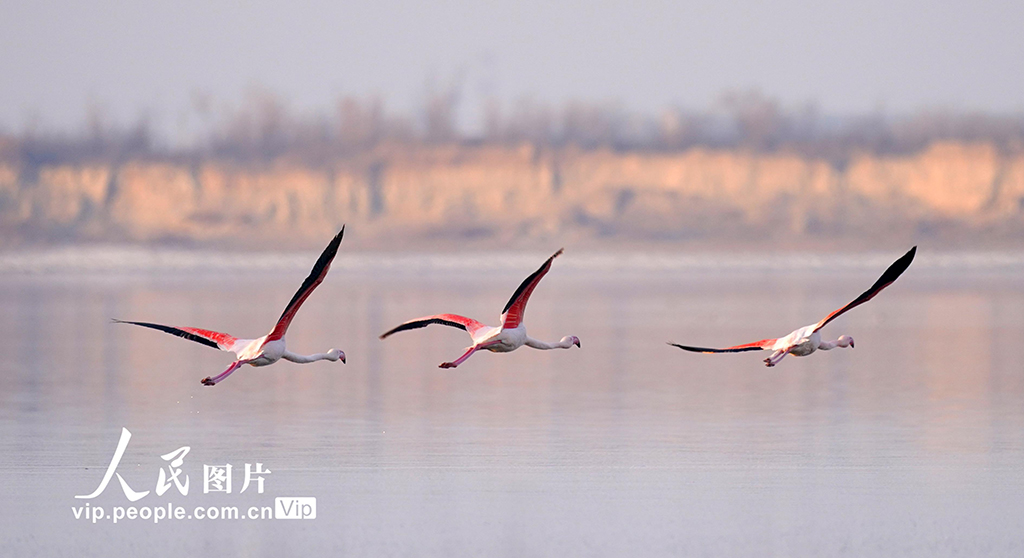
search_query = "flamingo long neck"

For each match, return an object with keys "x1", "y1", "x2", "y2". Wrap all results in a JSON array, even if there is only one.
[
  {"x1": 282, "y1": 350, "x2": 336, "y2": 363},
  {"x1": 524, "y1": 337, "x2": 573, "y2": 350},
  {"x1": 817, "y1": 338, "x2": 852, "y2": 351}
]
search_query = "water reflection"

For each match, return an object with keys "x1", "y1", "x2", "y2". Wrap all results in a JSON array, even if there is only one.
[{"x1": 1, "y1": 260, "x2": 1023, "y2": 556}]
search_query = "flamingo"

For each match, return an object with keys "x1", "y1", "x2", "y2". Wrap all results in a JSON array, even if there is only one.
[
  {"x1": 669, "y1": 246, "x2": 917, "y2": 367},
  {"x1": 379, "y1": 248, "x2": 580, "y2": 368},
  {"x1": 114, "y1": 227, "x2": 348, "y2": 386}
]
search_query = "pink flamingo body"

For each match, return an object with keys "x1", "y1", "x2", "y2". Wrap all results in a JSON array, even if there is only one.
[
  {"x1": 114, "y1": 228, "x2": 347, "y2": 386},
  {"x1": 380, "y1": 249, "x2": 580, "y2": 368},
  {"x1": 670, "y1": 246, "x2": 917, "y2": 367}
]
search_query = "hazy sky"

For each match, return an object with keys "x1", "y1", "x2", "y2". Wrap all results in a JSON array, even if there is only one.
[{"x1": 1, "y1": 0, "x2": 1022, "y2": 140}]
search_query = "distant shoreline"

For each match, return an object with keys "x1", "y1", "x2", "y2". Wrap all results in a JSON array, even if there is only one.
[{"x1": 2, "y1": 142, "x2": 1023, "y2": 250}]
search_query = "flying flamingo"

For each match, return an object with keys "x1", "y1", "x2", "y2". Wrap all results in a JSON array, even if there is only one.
[
  {"x1": 114, "y1": 227, "x2": 348, "y2": 386},
  {"x1": 379, "y1": 249, "x2": 580, "y2": 368},
  {"x1": 669, "y1": 246, "x2": 917, "y2": 367}
]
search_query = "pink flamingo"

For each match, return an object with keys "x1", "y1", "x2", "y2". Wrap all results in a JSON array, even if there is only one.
[
  {"x1": 380, "y1": 249, "x2": 580, "y2": 368},
  {"x1": 670, "y1": 246, "x2": 916, "y2": 367},
  {"x1": 114, "y1": 228, "x2": 347, "y2": 386}
]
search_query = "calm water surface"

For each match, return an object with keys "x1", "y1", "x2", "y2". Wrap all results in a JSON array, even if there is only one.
[{"x1": 1, "y1": 251, "x2": 1022, "y2": 556}]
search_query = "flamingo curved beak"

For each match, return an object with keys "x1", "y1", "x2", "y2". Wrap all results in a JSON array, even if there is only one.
[
  {"x1": 850, "y1": 340, "x2": 855, "y2": 349},
  {"x1": 573, "y1": 337, "x2": 581, "y2": 348},
  {"x1": 340, "y1": 353, "x2": 347, "y2": 364}
]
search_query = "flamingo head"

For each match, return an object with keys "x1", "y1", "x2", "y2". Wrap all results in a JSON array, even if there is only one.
[
  {"x1": 327, "y1": 349, "x2": 346, "y2": 363},
  {"x1": 562, "y1": 335, "x2": 581, "y2": 348},
  {"x1": 838, "y1": 335, "x2": 854, "y2": 349}
]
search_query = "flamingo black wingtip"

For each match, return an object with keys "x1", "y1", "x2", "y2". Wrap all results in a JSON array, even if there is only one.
[{"x1": 891, "y1": 245, "x2": 918, "y2": 276}]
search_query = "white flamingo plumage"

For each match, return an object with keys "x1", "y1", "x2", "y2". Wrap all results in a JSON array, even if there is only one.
[
  {"x1": 114, "y1": 227, "x2": 348, "y2": 386},
  {"x1": 379, "y1": 249, "x2": 580, "y2": 368},
  {"x1": 670, "y1": 246, "x2": 917, "y2": 367}
]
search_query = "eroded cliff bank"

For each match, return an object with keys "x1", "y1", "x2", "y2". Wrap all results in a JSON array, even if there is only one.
[{"x1": 2, "y1": 142, "x2": 1022, "y2": 248}]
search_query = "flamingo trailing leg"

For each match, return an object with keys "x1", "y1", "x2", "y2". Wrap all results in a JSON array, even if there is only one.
[
  {"x1": 379, "y1": 249, "x2": 580, "y2": 368},
  {"x1": 669, "y1": 246, "x2": 917, "y2": 367},
  {"x1": 114, "y1": 227, "x2": 348, "y2": 386}
]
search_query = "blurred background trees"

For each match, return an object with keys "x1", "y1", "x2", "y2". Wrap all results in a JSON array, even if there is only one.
[{"x1": 3, "y1": 86, "x2": 1022, "y2": 166}]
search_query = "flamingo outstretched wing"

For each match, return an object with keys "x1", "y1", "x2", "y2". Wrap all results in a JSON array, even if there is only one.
[
  {"x1": 500, "y1": 248, "x2": 563, "y2": 329},
  {"x1": 266, "y1": 226, "x2": 345, "y2": 342},
  {"x1": 813, "y1": 246, "x2": 917, "y2": 333},
  {"x1": 668, "y1": 339, "x2": 776, "y2": 354},
  {"x1": 379, "y1": 313, "x2": 487, "y2": 339},
  {"x1": 113, "y1": 319, "x2": 239, "y2": 351}
]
